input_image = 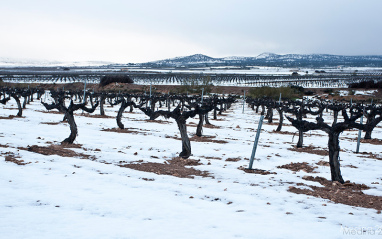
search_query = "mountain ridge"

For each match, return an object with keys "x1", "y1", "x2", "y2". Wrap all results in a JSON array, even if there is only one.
[
  {"x1": 1, "y1": 53, "x2": 382, "y2": 68},
  {"x1": 140, "y1": 53, "x2": 382, "y2": 68}
]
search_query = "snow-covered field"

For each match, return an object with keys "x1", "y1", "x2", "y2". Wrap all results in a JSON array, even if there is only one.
[{"x1": 1, "y1": 96, "x2": 381, "y2": 239}]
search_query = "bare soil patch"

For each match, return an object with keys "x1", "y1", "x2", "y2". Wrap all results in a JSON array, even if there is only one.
[
  {"x1": 360, "y1": 138, "x2": 382, "y2": 145},
  {"x1": 267, "y1": 122, "x2": 280, "y2": 126},
  {"x1": 0, "y1": 115, "x2": 16, "y2": 119},
  {"x1": 40, "y1": 121, "x2": 67, "y2": 125},
  {"x1": 288, "y1": 176, "x2": 382, "y2": 211},
  {"x1": 202, "y1": 156, "x2": 222, "y2": 160},
  {"x1": 203, "y1": 124, "x2": 222, "y2": 129},
  {"x1": 271, "y1": 130, "x2": 296, "y2": 135},
  {"x1": 144, "y1": 119, "x2": 171, "y2": 124},
  {"x1": 102, "y1": 128, "x2": 141, "y2": 135},
  {"x1": 101, "y1": 127, "x2": 154, "y2": 136},
  {"x1": 0, "y1": 115, "x2": 23, "y2": 119},
  {"x1": 189, "y1": 135, "x2": 228, "y2": 144},
  {"x1": 187, "y1": 122, "x2": 197, "y2": 127},
  {"x1": 119, "y1": 157, "x2": 212, "y2": 178},
  {"x1": 278, "y1": 162, "x2": 318, "y2": 173},
  {"x1": 18, "y1": 144, "x2": 95, "y2": 160},
  {"x1": 225, "y1": 157, "x2": 242, "y2": 162},
  {"x1": 129, "y1": 119, "x2": 171, "y2": 124},
  {"x1": 75, "y1": 113, "x2": 115, "y2": 119},
  {"x1": 167, "y1": 135, "x2": 228, "y2": 144},
  {"x1": 238, "y1": 166, "x2": 277, "y2": 175},
  {"x1": 316, "y1": 160, "x2": 330, "y2": 166},
  {"x1": 288, "y1": 145, "x2": 328, "y2": 156},
  {"x1": 4, "y1": 152, "x2": 31, "y2": 165},
  {"x1": 358, "y1": 152, "x2": 382, "y2": 161},
  {"x1": 61, "y1": 143, "x2": 83, "y2": 149}
]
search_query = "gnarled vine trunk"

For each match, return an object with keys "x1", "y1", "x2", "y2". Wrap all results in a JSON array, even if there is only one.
[
  {"x1": 99, "y1": 95, "x2": 106, "y2": 116},
  {"x1": 11, "y1": 94, "x2": 22, "y2": 117},
  {"x1": 62, "y1": 110, "x2": 78, "y2": 144},
  {"x1": 328, "y1": 132, "x2": 344, "y2": 183},
  {"x1": 116, "y1": 99, "x2": 127, "y2": 129},
  {"x1": 297, "y1": 129, "x2": 304, "y2": 148},
  {"x1": 196, "y1": 113, "x2": 204, "y2": 137},
  {"x1": 176, "y1": 117, "x2": 191, "y2": 158},
  {"x1": 204, "y1": 112, "x2": 211, "y2": 125},
  {"x1": 276, "y1": 108, "x2": 283, "y2": 131}
]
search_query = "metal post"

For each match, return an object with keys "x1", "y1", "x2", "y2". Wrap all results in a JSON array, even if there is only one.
[
  {"x1": 83, "y1": 79, "x2": 87, "y2": 103},
  {"x1": 242, "y1": 90, "x2": 246, "y2": 113},
  {"x1": 201, "y1": 88, "x2": 204, "y2": 104},
  {"x1": 247, "y1": 114, "x2": 265, "y2": 170},
  {"x1": 356, "y1": 113, "x2": 364, "y2": 153}
]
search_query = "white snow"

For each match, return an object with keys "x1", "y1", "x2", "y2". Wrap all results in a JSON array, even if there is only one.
[
  {"x1": 1, "y1": 96, "x2": 381, "y2": 238},
  {"x1": 339, "y1": 90, "x2": 378, "y2": 97}
]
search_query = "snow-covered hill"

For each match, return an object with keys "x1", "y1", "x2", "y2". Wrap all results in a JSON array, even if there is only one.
[
  {"x1": 2, "y1": 53, "x2": 382, "y2": 68},
  {"x1": 141, "y1": 53, "x2": 382, "y2": 68}
]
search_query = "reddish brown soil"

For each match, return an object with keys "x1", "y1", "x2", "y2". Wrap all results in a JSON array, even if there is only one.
[
  {"x1": 3, "y1": 152, "x2": 31, "y2": 165},
  {"x1": 203, "y1": 124, "x2": 221, "y2": 129},
  {"x1": 119, "y1": 157, "x2": 212, "y2": 178},
  {"x1": 144, "y1": 119, "x2": 171, "y2": 124},
  {"x1": 203, "y1": 156, "x2": 222, "y2": 160},
  {"x1": 316, "y1": 160, "x2": 330, "y2": 166},
  {"x1": 278, "y1": 162, "x2": 318, "y2": 173},
  {"x1": 102, "y1": 128, "x2": 142, "y2": 135},
  {"x1": 19, "y1": 144, "x2": 95, "y2": 160},
  {"x1": 288, "y1": 176, "x2": 382, "y2": 211},
  {"x1": 267, "y1": 122, "x2": 280, "y2": 126},
  {"x1": 189, "y1": 135, "x2": 228, "y2": 144},
  {"x1": 75, "y1": 113, "x2": 115, "y2": 119},
  {"x1": 225, "y1": 157, "x2": 242, "y2": 162},
  {"x1": 40, "y1": 121, "x2": 67, "y2": 125},
  {"x1": 129, "y1": 119, "x2": 171, "y2": 124},
  {"x1": 271, "y1": 130, "x2": 296, "y2": 135},
  {"x1": 238, "y1": 166, "x2": 277, "y2": 175},
  {"x1": 288, "y1": 145, "x2": 328, "y2": 156},
  {"x1": 360, "y1": 138, "x2": 382, "y2": 145},
  {"x1": 0, "y1": 115, "x2": 16, "y2": 119},
  {"x1": 358, "y1": 152, "x2": 382, "y2": 161},
  {"x1": 166, "y1": 135, "x2": 228, "y2": 144},
  {"x1": 0, "y1": 115, "x2": 24, "y2": 119}
]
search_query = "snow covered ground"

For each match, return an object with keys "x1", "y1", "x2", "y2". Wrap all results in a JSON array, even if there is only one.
[{"x1": 1, "y1": 96, "x2": 381, "y2": 239}]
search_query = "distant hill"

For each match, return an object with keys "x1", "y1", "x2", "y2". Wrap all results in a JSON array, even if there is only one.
[
  {"x1": 2, "y1": 53, "x2": 382, "y2": 68},
  {"x1": 138, "y1": 53, "x2": 382, "y2": 68}
]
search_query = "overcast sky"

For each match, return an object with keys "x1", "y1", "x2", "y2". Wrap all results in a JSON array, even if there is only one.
[{"x1": 1, "y1": 0, "x2": 381, "y2": 63}]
